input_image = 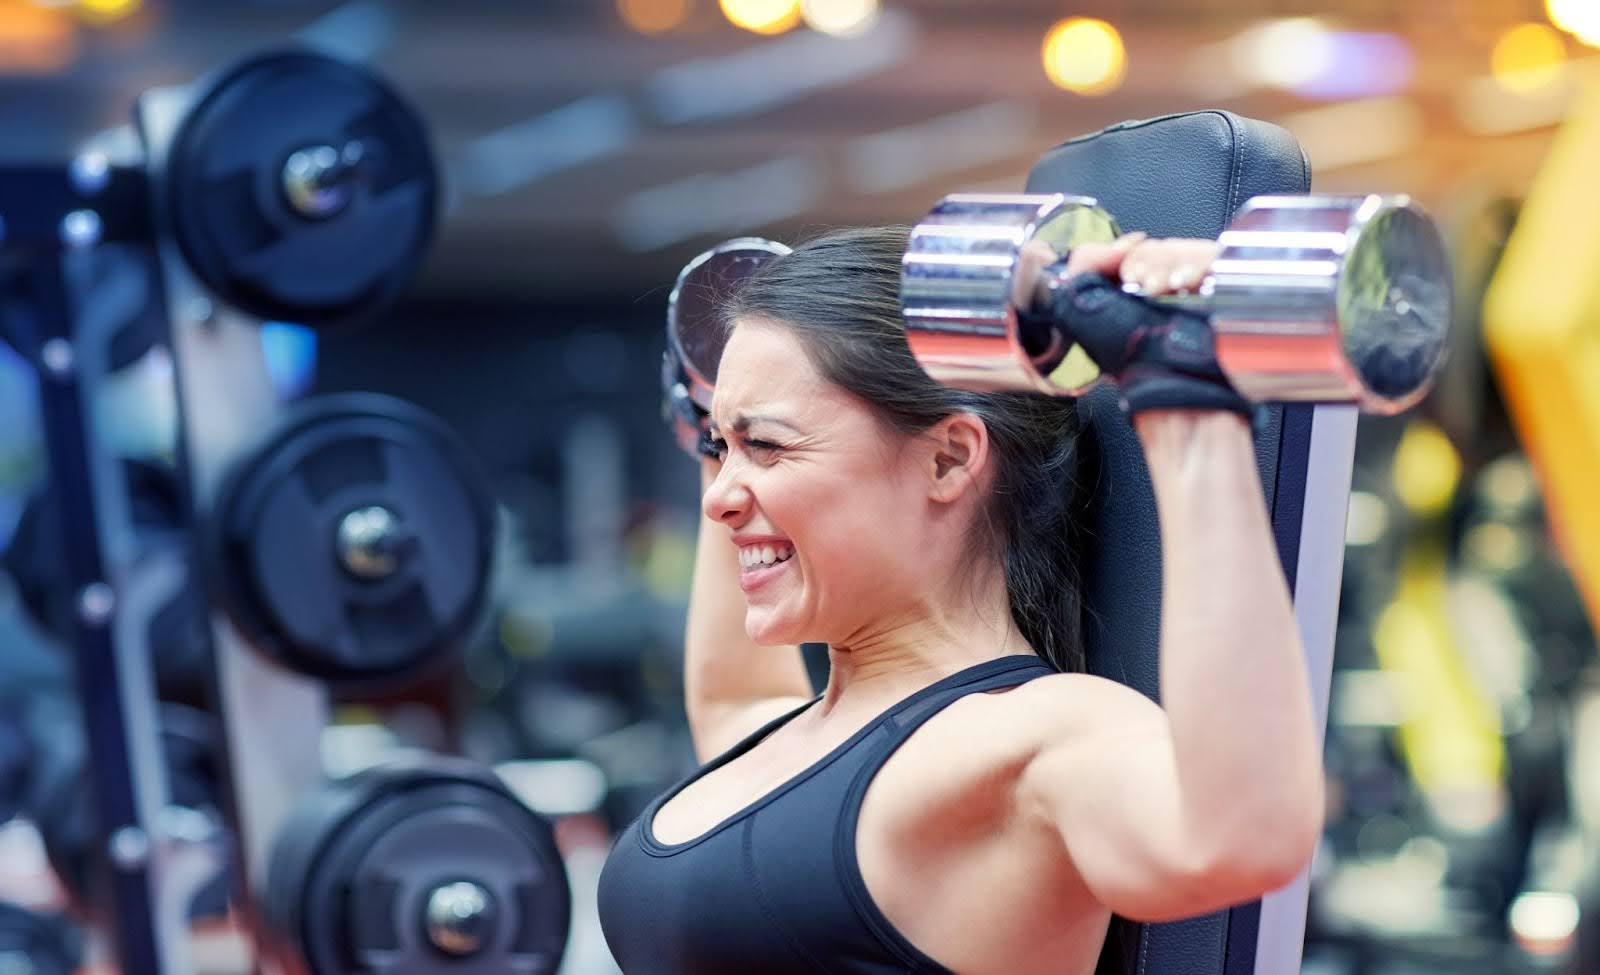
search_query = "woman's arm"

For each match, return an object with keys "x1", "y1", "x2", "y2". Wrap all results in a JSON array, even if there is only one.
[
  {"x1": 1141, "y1": 409, "x2": 1324, "y2": 875},
  {"x1": 683, "y1": 457, "x2": 814, "y2": 763},
  {"x1": 1012, "y1": 242, "x2": 1324, "y2": 920}
]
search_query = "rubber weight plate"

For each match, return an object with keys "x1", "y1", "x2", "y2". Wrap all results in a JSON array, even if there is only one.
[
  {"x1": 265, "y1": 759, "x2": 571, "y2": 975},
  {"x1": 166, "y1": 50, "x2": 436, "y2": 326},
  {"x1": 34, "y1": 706, "x2": 234, "y2": 921},
  {"x1": 213, "y1": 393, "x2": 495, "y2": 688}
]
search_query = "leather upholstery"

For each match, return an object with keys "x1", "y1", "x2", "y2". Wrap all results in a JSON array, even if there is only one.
[{"x1": 1024, "y1": 110, "x2": 1311, "y2": 975}]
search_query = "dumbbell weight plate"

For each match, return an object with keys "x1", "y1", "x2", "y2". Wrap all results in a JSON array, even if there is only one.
[
  {"x1": 900, "y1": 193, "x2": 1119, "y2": 395},
  {"x1": 211, "y1": 393, "x2": 495, "y2": 689},
  {"x1": 667, "y1": 237, "x2": 791, "y2": 410},
  {"x1": 33, "y1": 706, "x2": 234, "y2": 921},
  {"x1": 1209, "y1": 194, "x2": 1451, "y2": 414},
  {"x1": 264, "y1": 759, "x2": 571, "y2": 975},
  {"x1": 166, "y1": 50, "x2": 436, "y2": 326}
]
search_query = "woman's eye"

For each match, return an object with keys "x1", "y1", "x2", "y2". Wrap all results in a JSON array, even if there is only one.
[
  {"x1": 746, "y1": 439, "x2": 784, "y2": 458},
  {"x1": 707, "y1": 436, "x2": 729, "y2": 458}
]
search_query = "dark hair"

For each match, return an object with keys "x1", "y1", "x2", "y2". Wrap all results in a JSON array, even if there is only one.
[{"x1": 724, "y1": 226, "x2": 1088, "y2": 674}]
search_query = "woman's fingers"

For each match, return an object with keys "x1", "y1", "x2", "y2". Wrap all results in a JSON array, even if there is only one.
[
  {"x1": 1059, "y1": 232, "x2": 1146, "y2": 283},
  {"x1": 1012, "y1": 234, "x2": 1220, "y2": 311},
  {"x1": 1012, "y1": 239, "x2": 1064, "y2": 311},
  {"x1": 1118, "y1": 239, "x2": 1222, "y2": 296}
]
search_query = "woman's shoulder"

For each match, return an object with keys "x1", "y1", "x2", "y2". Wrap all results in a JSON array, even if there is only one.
[{"x1": 872, "y1": 671, "x2": 1164, "y2": 816}]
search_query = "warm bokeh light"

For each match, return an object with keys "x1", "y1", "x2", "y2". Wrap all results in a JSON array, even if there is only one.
[
  {"x1": 800, "y1": 0, "x2": 877, "y2": 38},
  {"x1": 1491, "y1": 22, "x2": 1569, "y2": 93},
  {"x1": 1041, "y1": 17, "x2": 1126, "y2": 95},
  {"x1": 0, "y1": 0, "x2": 76, "y2": 72},
  {"x1": 720, "y1": 0, "x2": 801, "y2": 35},
  {"x1": 1236, "y1": 18, "x2": 1334, "y2": 89},
  {"x1": 1546, "y1": 0, "x2": 1600, "y2": 42},
  {"x1": 74, "y1": 0, "x2": 141, "y2": 25},
  {"x1": 1393, "y1": 421, "x2": 1461, "y2": 516},
  {"x1": 618, "y1": 0, "x2": 691, "y2": 35}
]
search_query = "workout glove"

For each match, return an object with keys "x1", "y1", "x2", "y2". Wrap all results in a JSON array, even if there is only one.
[{"x1": 1029, "y1": 272, "x2": 1252, "y2": 418}]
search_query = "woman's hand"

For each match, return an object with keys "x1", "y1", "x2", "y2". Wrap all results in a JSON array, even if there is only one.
[
  {"x1": 1011, "y1": 234, "x2": 1220, "y2": 313},
  {"x1": 1018, "y1": 234, "x2": 1248, "y2": 417},
  {"x1": 1117, "y1": 238, "x2": 1219, "y2": 297}
]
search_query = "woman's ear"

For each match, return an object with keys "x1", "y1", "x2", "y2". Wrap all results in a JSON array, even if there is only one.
[{"x1": 925, "y1": 412, "x2": 990, "y2": 504}]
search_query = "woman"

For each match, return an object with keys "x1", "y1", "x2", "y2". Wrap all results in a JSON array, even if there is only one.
[{"x1": 598, "y1": 226, "x2": 1325, "y2": 974}]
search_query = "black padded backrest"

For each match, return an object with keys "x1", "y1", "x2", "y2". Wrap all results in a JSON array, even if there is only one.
[{"x1": 1024, "y1": 110, "x2": 1311, "y2": 975}]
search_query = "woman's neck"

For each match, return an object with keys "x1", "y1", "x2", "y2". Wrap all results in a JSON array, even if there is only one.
[{"x1": 806, "y1": 567, "x2": 1033, "y2": 725}]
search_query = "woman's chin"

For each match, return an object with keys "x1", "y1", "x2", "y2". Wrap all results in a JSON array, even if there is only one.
[{"x1": 744, "y1": 610, "x2": 799, "y2": 647}]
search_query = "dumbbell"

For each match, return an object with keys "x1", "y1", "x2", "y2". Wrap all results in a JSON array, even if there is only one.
[
  {"x1": 661, "y1": 238, "x2": 790, "y2": 456},
  {"x1": 900, "y1": 193, "x2": 1452, "y2": 414},
  {"x1": 263, "y1": 758, "x2": 570, "y2": 975}
]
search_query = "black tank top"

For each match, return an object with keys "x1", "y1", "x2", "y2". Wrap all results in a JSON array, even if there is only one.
[{"x1": 597, "y1": 654, "x2": 1058, "y2": 974}]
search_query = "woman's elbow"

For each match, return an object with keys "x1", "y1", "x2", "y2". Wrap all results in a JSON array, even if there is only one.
[{"x1": 1190, "y1": 792, "x2": 1324, "y2": 904}]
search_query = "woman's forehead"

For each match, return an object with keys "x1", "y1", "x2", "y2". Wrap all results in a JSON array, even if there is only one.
[{"x1": 713, "y1": 323, "x2": 832, "y2": 421}]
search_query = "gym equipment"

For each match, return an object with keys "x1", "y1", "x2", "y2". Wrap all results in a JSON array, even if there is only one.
[
  {"x1": 1, "y1": 46, "x2": 440, "y2": 975},
  {"x1": 263, "y1": 758, "x2": 570, "y2": 975},
  {"x1": 901, "y1": 192, "x2": 1451, "y2": 414},
  {"x1": 30, "y1": 705, "x2": 233, "y2": 922},
  {"x1": 662, "y1": 238, "x2": 789, "y2": 456},
  {"x1": 0, "y1": 902, "x2": 83, "y2": 975},
  {"x1": 165, "y1": 51, "x2": 437, "y2": 326},
  {"x1": 210, "y1": 393, "x2": 495, "y2": 688},
  {"x1": 1019, "y1": 110, "x2": 1334, "y2": 975},
  {"x1": 1483, "y1": 81, "x2": 1600, "y2": 638},
  {"x1": 0, "y1": 457, "x2": 213, "y2": 705}
]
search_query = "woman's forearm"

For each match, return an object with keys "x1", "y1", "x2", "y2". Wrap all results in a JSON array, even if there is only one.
[
  {"x1": 1136, "y1": 411, "x2": 1325, "y2": 866},
  {"x1": 683, "y1": 461, "x2": 813, "y2": 735}
]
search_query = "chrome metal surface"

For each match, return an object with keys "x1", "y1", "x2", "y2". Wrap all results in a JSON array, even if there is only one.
[
  {"x1": 901, "y1": 193, "x2": 1117, "y2": 395},
  {"x1": 40, "y1": 339, "x2": 74, "y2": 379},
  {"x1": 667, "y1": 236, "x2": 790, "y2": 409},
  {"x1": 901, "y1": 192, "x2": 1451, "y2": 412},
  {"x1": 1210, "y1": 195, "x2": 1450, "y2": 414},
  {"x1": 281, "y1": 141, "x2": 364, "y2": 220},
  {"x1": 336, "y1": 505, "x2": 406, "y2": 580},
  {"x1": 425, "y1": 881, "x2": 497, "y2": 956},
  {"x1": 60, "y1": 209, "x2": 102, "y2": 249}
]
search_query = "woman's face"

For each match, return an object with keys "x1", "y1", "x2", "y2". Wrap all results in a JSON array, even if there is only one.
[{"x1": 704, "y1": 319, "x2": 939, "y2": 647}]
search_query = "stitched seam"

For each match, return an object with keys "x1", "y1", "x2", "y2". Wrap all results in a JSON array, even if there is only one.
[
  {"x1": 743, "y1": 818, "x2": 833, "y2": 975},
  {"x1": 1138, "y1": 924, "x2": 1151, "y2": 975},
  {"x1": 1224, "y1": 111, "x2": 1244, "y2": 218}
]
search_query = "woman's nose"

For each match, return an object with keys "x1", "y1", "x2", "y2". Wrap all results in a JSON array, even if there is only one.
[{"x1": 702, "y1": 462, "x2": 752, "y2": 526}]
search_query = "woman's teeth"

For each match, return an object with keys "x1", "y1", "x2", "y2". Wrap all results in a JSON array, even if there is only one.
[{"x1": 739, "y1": 543, "x2": 794, "y2": 569}]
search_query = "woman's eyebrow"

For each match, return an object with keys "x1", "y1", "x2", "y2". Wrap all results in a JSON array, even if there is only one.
[{"x1": 711, "y1": 413, "x2": 803, "y2": 436}]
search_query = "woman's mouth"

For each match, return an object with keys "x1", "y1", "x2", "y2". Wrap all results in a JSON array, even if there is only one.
[{"x1": 738, "y1": 542, "x2": 794, "y2": 593}]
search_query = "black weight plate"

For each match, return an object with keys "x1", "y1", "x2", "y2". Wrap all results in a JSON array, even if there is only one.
[
  {"x1": 212, "y1": 393, "x2": 495, "y2": 689},
  {"x1": 265, "y1": 759, "x2": 571, "y2": 975},
  {"x1": 166, "y1": 49, "x2": 436, "y2": 326},
  {"x1": 0, "y1": 903, "x2": 83, "y2": 975},
  {"x1": 34, "y1": 706, "x2": 234, "y2": 921}
]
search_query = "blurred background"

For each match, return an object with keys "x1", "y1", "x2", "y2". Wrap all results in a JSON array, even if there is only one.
[{"x1": 0, "y1": 0, "x2": 1597, "y2": 973}]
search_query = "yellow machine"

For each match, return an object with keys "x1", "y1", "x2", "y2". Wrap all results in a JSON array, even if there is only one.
[{"x1": 1483, "y1": 79, "x2": 1600, "y2": 639}]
